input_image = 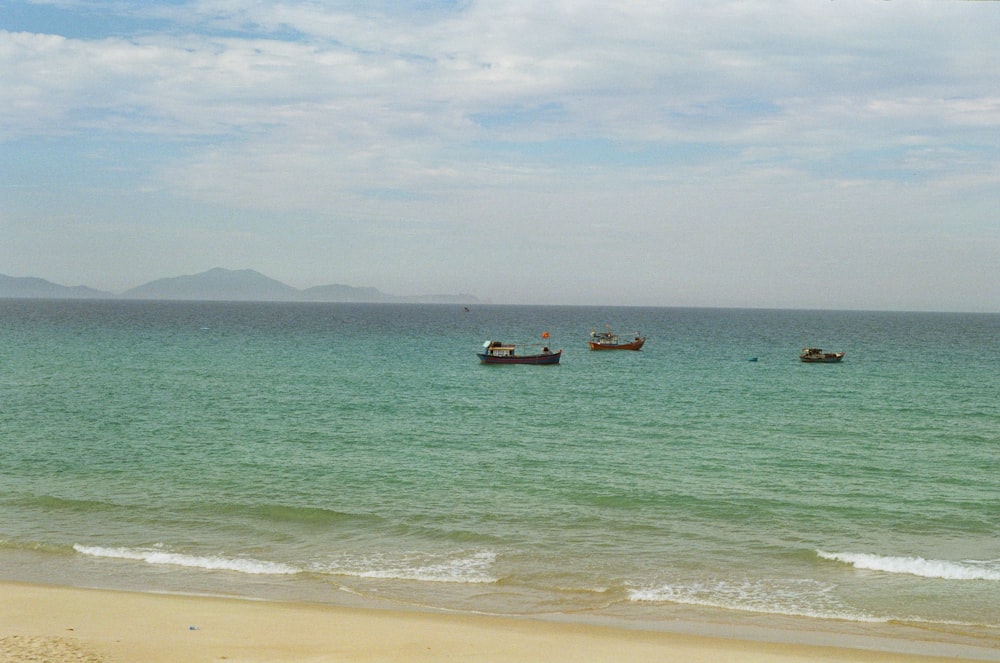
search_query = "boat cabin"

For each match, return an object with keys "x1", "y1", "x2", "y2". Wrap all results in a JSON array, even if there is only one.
[{"x1": 482, "y1": 340, "x2": 516, "y2": 357}]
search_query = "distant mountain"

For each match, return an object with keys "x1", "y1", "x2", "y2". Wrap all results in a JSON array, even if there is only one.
[
  {"x1": 0, "y1": 269, "x2": 480, "y2": 304},
  {"x1": 120, "y1": 268, "x2": 300, "y2": 301},
  {"x1": 0, "y1": 274, "x2": 113, "y2": 299}
]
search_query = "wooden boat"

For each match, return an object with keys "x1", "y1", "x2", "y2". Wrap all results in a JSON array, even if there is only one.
[
  {"x1": 588, "y1": 328, "x2": 645, "y2": 351},
  {"x1": 478, "y1": 340, "x2": 562, "y2": 365},
  {"x1": 800, "y1": 348, "x2": 845, "y2": 363}
]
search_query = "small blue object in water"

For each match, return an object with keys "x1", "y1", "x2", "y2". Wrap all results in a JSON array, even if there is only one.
[{"x1": 748, "y1": 357, "x2": 758, "y2": 362}]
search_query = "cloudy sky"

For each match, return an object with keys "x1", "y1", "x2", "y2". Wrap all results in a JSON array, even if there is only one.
[{"x1": 1, "y1": 1, "x2": 998, "y2": 311}]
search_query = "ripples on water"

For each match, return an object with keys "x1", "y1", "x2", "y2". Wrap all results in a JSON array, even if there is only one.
[{"x1": 1, "y1": 301, "x2": 998, "y2": 650}]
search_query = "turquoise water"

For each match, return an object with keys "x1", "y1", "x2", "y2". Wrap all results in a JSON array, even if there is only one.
[{"x1": 1, "y1": 300, "x2": 998, "y2": 652}]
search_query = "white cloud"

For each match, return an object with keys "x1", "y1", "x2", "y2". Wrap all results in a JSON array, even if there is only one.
[{"x1": 1, "y1": 0, "x2": 998, "y2": 309}]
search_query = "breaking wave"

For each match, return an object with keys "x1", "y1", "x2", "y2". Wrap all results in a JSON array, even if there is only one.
[
  {"x1": 817, "y1": 551, "x2": 1000, "y2": 580},
  {"x1": 313, "y1": 550, "x2": 499, "y2": 584},
  {"x1": 72, "y1": 544, "x2": 498, "y2": 583},
  {"x1": 628, "y1": 577, "x2": 882, "y2": 622},
  {"x1": 73, "y1": 544, "x2": 300, "y2": 575}
]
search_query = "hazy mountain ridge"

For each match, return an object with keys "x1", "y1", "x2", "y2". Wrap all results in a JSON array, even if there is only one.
[
  {"x1": 0, "y1": 269, "x2": 480, "y2": 304},
  {"x1": 0, "y1": 274, "x2": 114, "y2": 299}
]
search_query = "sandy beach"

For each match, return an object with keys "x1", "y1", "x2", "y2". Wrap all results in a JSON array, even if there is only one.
[{"x1": 1, "y1": 581, "x2": 994, "y2": 663}]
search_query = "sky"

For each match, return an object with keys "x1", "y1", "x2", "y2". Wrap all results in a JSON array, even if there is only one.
[{"x1": 1, "y1": 1, "x2": 998, "y2": 311}]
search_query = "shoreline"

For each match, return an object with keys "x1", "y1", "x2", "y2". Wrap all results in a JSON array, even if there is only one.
[{"x1": 1, "y1": 581, "x2": 997, "y2": 663}]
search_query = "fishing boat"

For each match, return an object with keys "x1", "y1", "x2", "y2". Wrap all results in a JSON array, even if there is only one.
[
  {"x1": 588, "y1": 328, "x2": 645, "y2": 351},
  {"x1": 800, "y1": 348, "x2": 845, "y2": 363},
  {"x1": 478, "y1": 340, "x2": 562, "y2": 365}
]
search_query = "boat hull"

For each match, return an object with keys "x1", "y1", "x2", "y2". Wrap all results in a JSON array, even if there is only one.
[
  {"x1": 589, "y1": 337, "x2": 645, "y2": 351},
  {"x1": 800, "y1": 352, "x2": 844, "y2": 363},
  {"x1": 478, "y1": 350, "x2": 562, "y2": 365}
]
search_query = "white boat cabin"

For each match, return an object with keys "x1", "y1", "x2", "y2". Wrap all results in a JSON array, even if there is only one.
[{"x1": 483, "y1": 340, "x2": 516, "y2": 357}]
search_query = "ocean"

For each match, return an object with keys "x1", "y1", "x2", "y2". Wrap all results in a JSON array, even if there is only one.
[{"x1": 1, "y1": 300, "x2": 997, "y2": 655}]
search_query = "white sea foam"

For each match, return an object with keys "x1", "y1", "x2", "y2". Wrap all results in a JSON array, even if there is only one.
[
  {"x1": 628, "y1": 577, "x2": 882, "y2": 622},
  {"x1": 314, "y1": 550, "x2": 498, "y2": 584},
  {"x1": 73, "y1": 544, "x2": 300, "y2": 575},
  {"x1": 817, "y1": 551, "x2": 1000, "y2": 580}
]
